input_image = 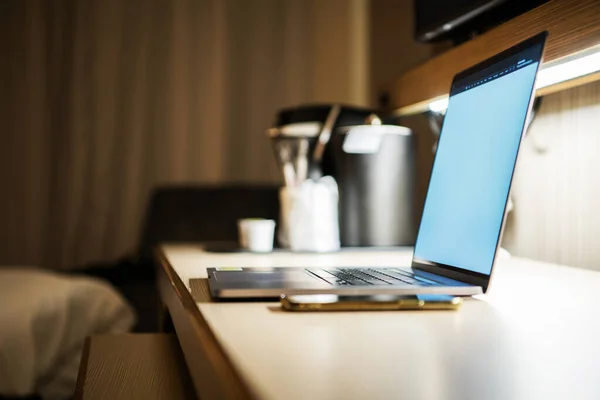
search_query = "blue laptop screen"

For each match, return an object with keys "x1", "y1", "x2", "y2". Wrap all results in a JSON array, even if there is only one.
[{"x1": 413, "y1": 42, "x2": 543, "y2": 276}]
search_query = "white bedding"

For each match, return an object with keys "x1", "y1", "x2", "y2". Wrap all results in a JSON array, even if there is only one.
[{"x1": 0, "y1": 268, "x2": 136, "y2": 400}]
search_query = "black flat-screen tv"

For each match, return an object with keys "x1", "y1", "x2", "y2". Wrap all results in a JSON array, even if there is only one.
[{"x1": 414, "y1": 0, "x2": 548, "y2": 43}]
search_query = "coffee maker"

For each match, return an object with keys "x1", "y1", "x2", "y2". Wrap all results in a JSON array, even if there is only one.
[{"x1": 270, "y1": 104, "x2": 416, "y2": 247}]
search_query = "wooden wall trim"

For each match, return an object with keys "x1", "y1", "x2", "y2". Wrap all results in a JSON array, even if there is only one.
[{"x1": 388, "y1": 0, "x2": 600, "y2": 114}]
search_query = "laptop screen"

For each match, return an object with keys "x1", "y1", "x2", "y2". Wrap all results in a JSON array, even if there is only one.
[{"x1": 413, "y1": 36, "x2": 545, "y2": 276}]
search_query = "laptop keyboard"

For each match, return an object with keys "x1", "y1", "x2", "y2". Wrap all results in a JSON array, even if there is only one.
[{"x1": 307, "y1": 268, "x2": 440, "y2": 286}]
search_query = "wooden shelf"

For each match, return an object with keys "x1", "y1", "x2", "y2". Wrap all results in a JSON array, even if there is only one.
[{"x1": 388, "y1": 0, "x2": 600, "y2": 116}]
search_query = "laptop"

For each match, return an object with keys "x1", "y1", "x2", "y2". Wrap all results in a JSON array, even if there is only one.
[{"x1": 208, "y1": 32, "x2": 548, "y2": 299}]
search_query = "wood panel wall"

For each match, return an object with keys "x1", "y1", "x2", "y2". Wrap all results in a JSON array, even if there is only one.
[{"x1": 502, "y1": 80, "x2": 600, "y2": 271}]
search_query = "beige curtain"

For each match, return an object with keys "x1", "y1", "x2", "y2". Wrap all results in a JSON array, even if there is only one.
[{"x1": 0, "y1": 0, "x2": 369, "y2": 269}]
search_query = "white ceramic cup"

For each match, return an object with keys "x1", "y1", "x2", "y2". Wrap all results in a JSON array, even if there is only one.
[{"x1": 238, "y1": 219, "x2": 276, "y2": 253}]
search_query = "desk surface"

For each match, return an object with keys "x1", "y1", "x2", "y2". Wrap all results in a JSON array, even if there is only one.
[{"x1": 158, "y1": 245, "x2": 600, "y2": 400}]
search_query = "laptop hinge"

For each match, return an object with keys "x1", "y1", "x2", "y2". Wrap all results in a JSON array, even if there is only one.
[{"x1": 412, "y1": 260, "x2": 489, "y2": 291}]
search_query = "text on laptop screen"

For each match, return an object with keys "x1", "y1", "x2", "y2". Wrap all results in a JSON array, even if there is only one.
[{"x1": 413, "y1": 43, "x2": 543, "y2": 276}]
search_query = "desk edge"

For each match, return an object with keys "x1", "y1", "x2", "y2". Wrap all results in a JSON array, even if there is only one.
[{"x1": 156, "y1": 247, "x2": 256, "y2": 400}]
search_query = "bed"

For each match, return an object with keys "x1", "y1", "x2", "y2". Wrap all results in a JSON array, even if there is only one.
[{"x1": 0, "y1": 268, "x2": 135, "y2": 400}]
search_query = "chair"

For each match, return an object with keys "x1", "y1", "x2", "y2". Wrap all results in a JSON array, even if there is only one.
[{"x1": 138, "y1": 184, "x2": 280, "y2": 260}]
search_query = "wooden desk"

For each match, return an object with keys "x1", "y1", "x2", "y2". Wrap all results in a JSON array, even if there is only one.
[{"x1": 157, "y1": 245, "x2": 600, "y2": 400}]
